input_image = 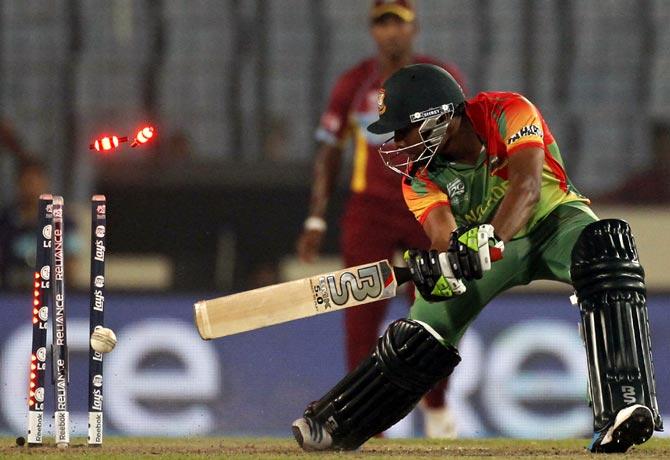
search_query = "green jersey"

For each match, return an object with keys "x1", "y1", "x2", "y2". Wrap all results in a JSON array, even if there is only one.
[{"x1": 402, "y1": 91, "x2": 589, "y2": 239}]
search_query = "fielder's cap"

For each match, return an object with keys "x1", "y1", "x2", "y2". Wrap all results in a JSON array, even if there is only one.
[
  {"x1": 367, "y1": 64, "x2": 466, "y2": 134},
  {"x1": 370, "y1": 0, "x2": 416, "y2": 22}
]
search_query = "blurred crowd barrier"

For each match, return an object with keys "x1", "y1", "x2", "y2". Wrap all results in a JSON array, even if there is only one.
[{"x1": 0, "y1": 0, "x2": 669, "y2": 200}]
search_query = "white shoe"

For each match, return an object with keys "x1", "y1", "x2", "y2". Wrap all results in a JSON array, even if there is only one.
[
  {"x1": 292, "y1": 417, "x2": 333, "y2": 451},
  {"x1": 589, "y1": 404, "x2": 654, "y2": 453},
  {"x1": 422, "y1": 405, "x2": 457, "y2": 439}
]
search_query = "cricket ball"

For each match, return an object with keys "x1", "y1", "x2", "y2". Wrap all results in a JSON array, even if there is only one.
[{"x1": 90, "y1": 327, "x2": 117, "y2": 353}]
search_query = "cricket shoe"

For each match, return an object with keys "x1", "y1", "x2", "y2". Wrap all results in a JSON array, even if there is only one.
[
  {"x1": 292, "y1": 417, "x2": 333, "y2": 451},
  {"x1": 589, "y1": 404, "x2": 654, "y2": 453}
]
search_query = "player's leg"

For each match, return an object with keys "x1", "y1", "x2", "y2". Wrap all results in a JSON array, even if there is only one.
[
  {"x1": 292, "y1": 318, "x2": 460, "y2": 451},
  {"x1": 536, "y1": 205, "x2": 662, "y2": 453},
  {"x1": 292, "y1": 218, "x2": 547, "y2": 451},
  {"x1": 408, "y1": 234, "x2": 536, "y2": 345},
  {"x1": 569, "y1": 218, "x2": 662, "y2": 453}
]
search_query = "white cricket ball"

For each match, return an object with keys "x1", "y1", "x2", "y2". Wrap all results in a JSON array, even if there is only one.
[{"x1": 90, "y1": 327, "x2": 117, "y2": 353}]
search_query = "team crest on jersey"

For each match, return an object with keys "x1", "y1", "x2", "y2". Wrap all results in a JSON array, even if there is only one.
[{"x1": 377, "y1": 89, "x2": 387, "y2": 115}]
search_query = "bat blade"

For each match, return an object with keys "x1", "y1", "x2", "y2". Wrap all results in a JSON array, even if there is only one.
[{"x1": 194, "y1": 259, "x2": 406, "y2": 339}]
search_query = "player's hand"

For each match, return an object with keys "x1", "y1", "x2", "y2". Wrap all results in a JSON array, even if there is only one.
[
  {"x1": 297, "y1": 229, "x2": 324, "y2": 263},
  {"x1": 447, "y1": 224, "x2": 504, "y2": 281},
  {"x1": 404, "y1": 249, "x2": 467, "y2": 301}
]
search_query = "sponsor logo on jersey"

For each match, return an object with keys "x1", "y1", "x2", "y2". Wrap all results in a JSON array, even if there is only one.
[
  {"x1": 507, "y1": 124, "x2": 543, "y2": 144},
  {"x1": 377, "y1": 89, "x2": 387, "y2": 115}
]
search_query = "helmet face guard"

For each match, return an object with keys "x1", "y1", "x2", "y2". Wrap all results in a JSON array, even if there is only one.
[{"x1": 378, "y1": 103, "x2": 455, "y2": 178}]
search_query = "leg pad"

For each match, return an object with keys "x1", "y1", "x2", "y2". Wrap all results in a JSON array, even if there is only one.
[
  {"x1": 571, "y1": 219, "x2": 663, "y2": 432},
  {"x1": 304, "y1": 319, "x2": 460, "y2": 450}
]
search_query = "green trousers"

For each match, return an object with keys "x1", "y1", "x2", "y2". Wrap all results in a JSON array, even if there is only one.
[{"x1": 409, "y1": 202, "x2": 598, "y2": 346}]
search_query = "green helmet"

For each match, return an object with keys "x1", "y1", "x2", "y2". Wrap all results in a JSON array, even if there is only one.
[{"x1": 367, "y1": 64, "x2": 465, "y2": 135}]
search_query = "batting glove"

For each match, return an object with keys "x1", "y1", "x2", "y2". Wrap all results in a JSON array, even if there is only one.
[
  {"x1": 404, "y1": 249, "x2": 467, "y2": 302},
  {"x1": 446, "y1": 224, "x2": 504, "y2": 281}
]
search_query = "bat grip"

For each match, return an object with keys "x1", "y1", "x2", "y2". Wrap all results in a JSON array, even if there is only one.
[{"x1": 393, "y1": 266, "x2": 412, "y2": 286}]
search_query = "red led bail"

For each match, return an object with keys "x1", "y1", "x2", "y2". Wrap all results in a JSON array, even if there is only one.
[{"x1": 131, "y1": 126, "x2": 155, "y2": 147}]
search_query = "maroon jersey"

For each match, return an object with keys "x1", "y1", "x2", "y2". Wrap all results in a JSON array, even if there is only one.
[{"x1": 316, "y1": 56, "x2": 466, "y2": 202}]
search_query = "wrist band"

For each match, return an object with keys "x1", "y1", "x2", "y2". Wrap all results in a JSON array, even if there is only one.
[{"x1": 304, "y1": 216, "x2": 327, "y2": 232}]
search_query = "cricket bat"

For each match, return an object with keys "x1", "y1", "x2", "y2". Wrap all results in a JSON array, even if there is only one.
[{"x1": 194, "y1": 259, "x2": 411, "y2": 340}]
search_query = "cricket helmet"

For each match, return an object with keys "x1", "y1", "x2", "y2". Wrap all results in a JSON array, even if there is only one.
[{"x1": 367, "y1": 64, "x2": 466, "y2": 177}]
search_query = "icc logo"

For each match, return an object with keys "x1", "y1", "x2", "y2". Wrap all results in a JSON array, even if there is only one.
[
  {"x1": 94, "y1": 276, "x2": 105, "y2": 288},
  {"x1": 95, "y1": 225, "x2": 105, "y2": 238}
]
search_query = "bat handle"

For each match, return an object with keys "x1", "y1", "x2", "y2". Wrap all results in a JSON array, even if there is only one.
[{"x1": 393, "y1": 266, "x2": 412, "y2": 286}]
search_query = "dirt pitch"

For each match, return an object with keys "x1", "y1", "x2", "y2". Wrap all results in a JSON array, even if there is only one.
[{"x1": 2, "y1": 436, "x2": 670, "y2": 459}]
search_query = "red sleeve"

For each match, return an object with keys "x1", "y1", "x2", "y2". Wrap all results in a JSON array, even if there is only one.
[
  {"x1": 315, "y1": 67, "x2": 362, "y2": 146},
  {"x1": 501, "y1": 95, "x2": 545, "y2": 156}
]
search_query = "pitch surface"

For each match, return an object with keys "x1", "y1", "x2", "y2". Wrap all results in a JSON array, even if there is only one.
[{"x1": 2, "y1": 437, "x2": 670, "y2": 459}]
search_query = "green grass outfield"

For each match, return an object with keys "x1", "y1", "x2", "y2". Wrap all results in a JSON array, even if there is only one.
[{"x1": 2, "y1": 437, "x2": 670, "y2": 459}]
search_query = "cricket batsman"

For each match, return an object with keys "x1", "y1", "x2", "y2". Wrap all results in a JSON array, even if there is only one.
[
  {"x1": 296, "y1": 0, "x2": 466, "y2": 438},
  {"x1": 292, "y1": 64, "x2": 663, "y2": 453}
]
